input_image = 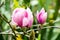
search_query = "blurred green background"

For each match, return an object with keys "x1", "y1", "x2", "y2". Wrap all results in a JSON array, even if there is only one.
[{"x1": 0, "y1": 0, "x2": 60, "y2": 40}]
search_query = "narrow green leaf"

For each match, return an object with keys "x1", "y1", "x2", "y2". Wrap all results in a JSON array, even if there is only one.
[
  {"x1": 56, "y1": 34, "x2": 60, "y2": 40},
  {"x1": 38, "y1": 34, "x2": 41, "y2": 40}
]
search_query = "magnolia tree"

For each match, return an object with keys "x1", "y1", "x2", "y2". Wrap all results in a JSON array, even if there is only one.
[
  {"x1": 0, "y1": 0, "x2": 60, "y2": 40},
  {"x1": 10, "y1": 7, "x2": 47, "y2": 40}
]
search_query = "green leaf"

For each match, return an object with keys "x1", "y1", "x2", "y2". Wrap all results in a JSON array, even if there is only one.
[
  {"x1": 47, "y1": 28, "x2": 54, "y2": 40},
  {"x1": 38, "y1": 34, "x2": 41, "y2": 40},
  {"x1": 41, "y1": 29, "x2": 47, "y2": 40},
  {"x1": 5, "y1": 0, "x2": 10, "y2": 10},
  {"x1": 56, "y1": 34, "x2": 60, "y2": 40},
  {"x1": 0, "y1": 34, "x2": 4, "y2": 40},
  {"x1": 53, "y1": 0, "x2": 60, "y2": 20}
]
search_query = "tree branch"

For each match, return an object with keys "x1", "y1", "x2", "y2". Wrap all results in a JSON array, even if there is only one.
[
  {"x1": 0, "y1": 13, "x2": 17, "y2": 37},
  {"x1": 0, "y1": 2, "x2": 4, "y2": 8}
]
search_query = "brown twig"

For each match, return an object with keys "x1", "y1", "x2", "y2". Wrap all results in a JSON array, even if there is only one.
[
  {"x1": 0, "y1": 26, "x2": 60, "y2": 38},
  {"x1": 0, "y1": 13, "x2": 17, "y2": 37},
  {"x1": 0, "y1": 2, "x2": 4, "y2": 7}
]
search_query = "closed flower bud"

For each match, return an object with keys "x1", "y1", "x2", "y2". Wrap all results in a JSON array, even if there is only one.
[{"x1": 37, "y1": 8, "x2": 47, "y2": 24}]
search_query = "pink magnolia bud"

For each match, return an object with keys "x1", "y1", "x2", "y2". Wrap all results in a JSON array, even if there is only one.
[
  {"x1": 12, "y1": 8, "x2": 33, "y2": 28},
  {"x1": 37, "y1": 8, "x2": 47, "y2": 24}
]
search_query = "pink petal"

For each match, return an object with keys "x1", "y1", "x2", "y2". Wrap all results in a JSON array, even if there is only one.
[
  {"x1": 24, "y1": 11, "x2": 28, "y2": 17},
  {"x1": 42, "y1": 12, "x2": 47, "y2": 21},
  {"x1": 22, "y1": 17, "x2": 29, "y2": 27},
  {"x1": 12, "y1": 8, "x2": 25, "y2": 26},
  {"x1": 26, "y1": 8, "x2": 32, "y2": 18},
  {"x1": 28, "y1": 19, "x2": 33, "y2": 27},
  {"x1": 26, "y1": 8, "x2": 33, "y2": 27},
  {"x1": 26, "y1": 8, "x2": 32, "y2": 15},
  {"x1": 39, "y1": 8, "x2": 45, "y2": 15},
  {"x1": 26, "y1": 8, "x2": 33, "y2": 21},
  {"x1": 11, "y1": 19, "x2": 17, "y2": 26},
  {"x1": 39, "y1": 12, "x2": 47, "y2": 24}
]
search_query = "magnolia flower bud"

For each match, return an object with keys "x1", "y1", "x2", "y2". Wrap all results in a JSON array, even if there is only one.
[
  {"x1": 37, "y1": 8, "x2": 47, "y2": 24},
  {"x1": 12, "y1": 8, "x2": 33, "y2": 28}
]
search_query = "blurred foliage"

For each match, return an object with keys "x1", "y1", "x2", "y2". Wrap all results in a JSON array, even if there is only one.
[
  {"x1": 13, "y1": 0, "x2": 21, "y2": 9},
  {"x1": 0, "y1": 0, "x2": 60, "y2": 40},
  {"x1": 16, "y1": 34, "x2": 23, "y2": 40}
]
